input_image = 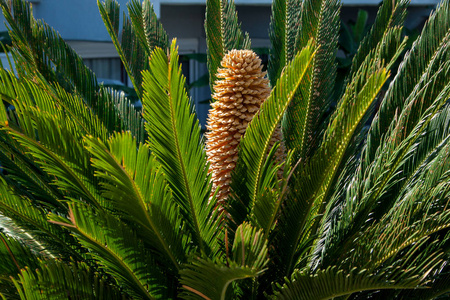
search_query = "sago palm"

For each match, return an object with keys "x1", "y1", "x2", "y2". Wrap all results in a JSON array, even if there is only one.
[{"x1": 1, "y1": 0, "x2": 450, "y2": 298}]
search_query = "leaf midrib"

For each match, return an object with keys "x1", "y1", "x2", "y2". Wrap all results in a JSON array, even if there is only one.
[
  {"x1": 98, "y1": 145, "x2": 181, "y2": 271},
  {"x1": 250, "y1": 49, "x2": 315, "y2": 220},
  {"x1": 74, "y1": 222, "x2": 155, "y2": 300},
  {"x1": 8, "y1": 128, "x2": 102, "y2": 209},
  {"x1": 166, "y1": 55, "x2": 205, "y2": 255}
]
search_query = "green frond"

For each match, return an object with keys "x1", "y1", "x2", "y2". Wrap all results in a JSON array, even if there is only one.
[
  {"x1": 205, "y1": 0, "x2": 251, "y2": 92},
  {"x1": 0, "y1": 231, "x2": 43, "y2": 299},
  {"x1": 143, "y1": 40, "x2": 222, "y2": 257},
  {"x1": 366, "y1": 0, "x2": 450, "y2": 163},
  {"x1": 4, "y1": 121, "x2": 104, "y2": 209},
  {"x1": 85, "y1": 132, "x2": 188, "y2": 272},
  {"x1": 180, "y1": 257, "x2": 262, "y2": 300},
  {"x1": 273, "y1": 28, "x2": 404, "y2": 276},
  {"x1": 319, "y1": 0, "x2": 450, "y2": 265},
  {"x1": 180, "y1": 223, "x2": 268, "y2": 300},
  {"x1": 128, "y1": 0, "x2": 168, "y2": 54},
  {"x1": 281, "y1": 0, "x2": 340, "y2": 160},
  {"x1": 98, "y1": 0, "x2": 167, "y2": 99},
  {"x1": 98, "y1": 0, "x2": 145, "y2": 99},
  {"x1": 272, "y1": 265, "x2": 427, "y2": 300},
  {"x1": 249, "y1": 147, "x2": 294, "y2": 236},
  {"x1": 268, "y1": 0, "x2": 301, "y2": 86},
  {"x1": 349, "y1": 0, "x2": 408, "y2": 75},
  {"x1": 12, "y1": 73, "x2": 110, "y2": 141},
  {"x1": 0, "y1": 181, "x2": 82, "y2": 260},
  {"x1": 0, "y1": 0, "x2": 141, "y2": 140},
  {"x1": 101, "y1": 87, "x2": 145, "y2": 143},
  {"x1": 317, "y1": 79, "x2": 450, "y2": 271},
  {"x1": 49, "y1": 204, "x2": 168, "y2": 299},
  {"x1": 231, "y1": 223, "x2": 269, "y2": 270},
  {"x1": 0, "y1": 0, "x2": 95, "y2": 106},
  {"x1": 398, "y1": 270, "x2": 450, "y2": 299},
  {"x1": 12, "y1": 260, "x2": 126, "y2": 300},
  {"x1": 0, "y1": 100, "x2": 6, "y2": 124},
  {"x1": 0, "y1": 133, "x2": 63, "y2": 209},
  {"x1": 341, "y1": 107, "x2": 450, "y2": 269},
  {"x1": 230, "y1": 42, "x2": 314, "y2": 231},
  {"x1": 0, "y1": 231, "x2": 42, "y2": 278}
]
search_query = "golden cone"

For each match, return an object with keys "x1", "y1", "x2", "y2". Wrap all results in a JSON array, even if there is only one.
[{"x1": 206, "y1": 49, "x2": 274, "y2": 204}]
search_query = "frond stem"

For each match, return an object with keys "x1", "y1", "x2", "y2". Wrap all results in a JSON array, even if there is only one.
[{"x1": 0, "y1": 233, "x2": 21, "y2": 273}]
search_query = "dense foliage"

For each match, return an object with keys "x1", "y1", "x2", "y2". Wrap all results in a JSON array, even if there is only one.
[{"x1": 1, "y1": 0, "x2": 450, "y2": 298}]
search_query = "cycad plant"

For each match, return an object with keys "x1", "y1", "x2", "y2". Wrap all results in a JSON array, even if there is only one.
[{"x1": 1, "y1": 0, "x2": 450, "y2": 298}]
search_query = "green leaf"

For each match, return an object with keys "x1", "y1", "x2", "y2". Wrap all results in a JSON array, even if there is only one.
[
  {"x1": 231, "y1": 41, "x2": 315, "y2": 229},
  {"x1": 353, "y1": 10, "x2": 368, "y2": 41},
  {"x1": 4, "y1": 122, "x2": 104, "y2": 209},
  {"x1": 321, "y1": 98, "x2": 450, "y2": 270},
  {"x1": 268, "y1": 0, "x2": 301, "y2": 86},
  {"x1": 366, "y1": 0, "x2": 450, "y2": 163},
  {"x1": 98, "y1": 0, "x2": 167, "y2": 101},
  {"x1": 13, "y1": 260, "x2": 126, "y2": 300},
  {"x1": 0, "y1": 131, "x2": 63, "y2": 209},
  {"x1": 128, "y1": 0, "x2": 168, "y2": 55},
  {"x1": 231, "y1": 223, "x2": 269, "y2": 270},
  {"x1": 349, "y1": 0, "x2": 408, "y2": 76},
  {"x1": 143, "y1": 40, "x2": 221, "y2": 257},
  {"x1": 85, "y1": 132, "x2": 188, "y2": 271},
  {"x1": 275, "y1": 35, "x2": 396, "y2": 276},
  {"x1": 0, "y1": 231, "x2": 43, "y2": 299},
  {"x1": 282, "y1": 0, "x2": 340, "y2": 160},
  {"x1": 205, "y1": 0, "x2": 251, "y2": 92},
  {"x1": 180, "y1": 258, "x2": 261, "y2": 300},
  {"x1": 50, "y1": 204, "x2": 166, "y2": 299},
  {"x1": 0, "y1": 0, "x2": 141, "y2": 140},
  {"x1": 319, "y1": 0, "x2": 450, "y2": 268},
  {"x1": 98, "y1": 0, "x2": 147, "y2": 100},
  {"x1": 180, "y1": 223, "x2": 268, "y2": 300},
  {"x1": 0, "y1": 231, "x2": 42, "y2": 279},
  {"x1": 273, "y1": 266, "x2": 428, "y2": 300},
  {"x1": 0, "y1": 180, "x2": 83, "y2": 260}
]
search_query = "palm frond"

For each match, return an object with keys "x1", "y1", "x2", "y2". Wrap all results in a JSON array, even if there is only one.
[
  {"x1": 143, "y1": 40, "x2": 222, "y2": 257},
  {"x1": 98, "y1": 0, "x2": 167, "y2": 99},
  {"x1": 0, "y1": 133, "x2": 63, "y2": 209},
  {"x1": 341, "y1": 107, "x2": 450, "y2": 269},
  {"x1": 273, "y1": 28, "x2": 404, "y2": 276},
  {"x1": 101, "y1": 87, "x2": 145, "y2": 143},
  {"x1": 349, "y1": 0, "x2": 408, "y2": 76},
  {"x1": 272, "y1": 265, "x2": 430, "y2": 300},
  {"x1": 205, "y1": 0, "x2": 251, "y2": 92},
  {"x1": 366, "y1": 0, "x2": 450, "y2": 163},
  {"x1": 0, "y1": 231, "x2": 43, "y2": 299},
  {"x1": 49, "y1": 204, "x2": 168, "y2": 299},
  {"x1": 230, "y1": 42, "x2": 314, "y2": 231},
  {"x1": 318, "y1": 0, "x2": 450, "y2": 266},
  {"x1": 282, "y1": 0, "x2": 340, "y2": 160},
  {"x1": 0, "y1": 181, "x2": 83, "y2": 260},
  {"x1": 1, "y1": 0, "x2": 142, "y2": 141},
  {"x1": 0, "y1": 231, "x2": 42, "y2": 278},
  {"x1": 128, "y1": 0, "x2": 168, "y2": 54},
  {"x1": 317, "y1": 81, "x2": 450, "y2": 271},
  {"x1": 180, "y1": 223, "x2": 268, "y2": 300},
  {"x1": 85, "y1": 132, "x2": 188, "y2": 272},
  {"x1": 268, "y1": 0, "x2": 301, "y2": 86},
  {"x1": 398, "y1": 269, "x2": 450, "y2": 299},
  {"x1": 4, "y1": 121, "x2": 104, "y2": 209},
  {"x1": 12, "y1": 260, "x2": 126, "y2": 300}
]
